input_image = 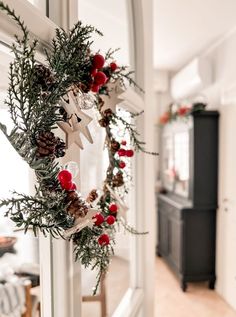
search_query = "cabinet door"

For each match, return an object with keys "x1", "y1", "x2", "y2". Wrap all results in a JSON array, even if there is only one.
[
  {"x1": 158, "y1": 209, "x2": 169, "y2": 256},
  {"x1": 168, "y1": 216, "x2": 182, "y2": 271}
]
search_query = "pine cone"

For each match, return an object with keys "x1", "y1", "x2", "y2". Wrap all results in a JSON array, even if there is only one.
[
  {"x1": 86, "y1": 189, "x2": 98, "y2": 203},
  {"x1": 110, "y1": 139, "x2": 120, "y2": 154},
  {"x1": 99, "y1": 117, "x2": 110, "y2": 128},
  {"x1": 66, "y1": 191, "x2": 89, "y2": 219},
  {"x1": 34, "y1": 64, "x2": 55, "y2": 91},
  {"x1": 55, "y1": 137, "x2": 66, "y2": 157},
  {"x1": 112, "y1": 171, "x2": 124, "y2": 187},
  {"x1": 35, "y1": 131, "x2": 65, "y2": 158},
  {"x1": 103, "y1": 109, "x2": 113, "y2": 118}
]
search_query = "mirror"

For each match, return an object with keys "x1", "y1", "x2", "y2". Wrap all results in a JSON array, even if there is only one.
[{"x1": 79, "y1": 2, "x2": 133, "y2": 316}]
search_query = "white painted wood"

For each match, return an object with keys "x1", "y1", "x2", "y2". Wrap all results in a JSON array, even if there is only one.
[
  {"x1": 112, "y1": 289, "x2": 144, "y2": 317},
  {"x1": 0, "y1": 0, "x2": 56, "y2": 49},
  {"x1": 216, "y1": 103, "x2": 236, "y2": 310},
  {"x1": 39, "y1": 234, "x2": 54, "y2": 317},
  {"x1": 131, "y1": 0, "x2": 156, "y2": 316}
]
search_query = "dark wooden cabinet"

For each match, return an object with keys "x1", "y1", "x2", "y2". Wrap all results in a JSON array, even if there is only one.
[{"x1": 157, "y1": 111, "x2": 219, "y2": 291}]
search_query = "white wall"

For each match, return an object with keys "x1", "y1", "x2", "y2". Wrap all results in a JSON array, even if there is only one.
[
  {"x1": 202, "y1": 28, "x2": 236, "y2": 311},
  {"x1": 172, "y1": 27, "x2": 236, "y2": 310},
  {"x1": 155, "y1": 25, "x2": 236, "y2": 311}
]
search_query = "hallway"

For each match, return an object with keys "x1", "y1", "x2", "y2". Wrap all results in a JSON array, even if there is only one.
[{"x1": 155, "y1": 257, "x2": 236, "y2": 317}]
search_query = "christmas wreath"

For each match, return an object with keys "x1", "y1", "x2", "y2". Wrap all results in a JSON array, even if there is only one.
[{"x1": 0, "y1": 2, "x2": 156, "y2": 293}]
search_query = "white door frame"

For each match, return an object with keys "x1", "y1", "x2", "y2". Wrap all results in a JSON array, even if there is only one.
[
  {"x1": 0, "y1": 1, "x2": 80, "y2": 316},
  {"x1": 130, "y1": 1, "x2": 156, "y2": 316}
]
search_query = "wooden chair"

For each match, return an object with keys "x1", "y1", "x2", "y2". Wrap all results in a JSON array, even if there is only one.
[
  {"x1": 22, "y1": 281, "x2": 32, "y2": 317},
  {"x1": 82, "y1": 273, "x2": 107, "y2": 317}
]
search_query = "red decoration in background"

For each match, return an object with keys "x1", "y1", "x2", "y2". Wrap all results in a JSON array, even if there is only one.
[
  {"x1": 106, "y1": 215, "x2": 116, "y2": 225},
  {"x1": 110, "y1": 62, "x2": 118, "y2": 72},
  {"x1": 119, "y1": 161, "x2": 126, "y2": 169},
  {"x1": 58, "y1": 170, "x2": 72, "y2": 183},
  {"x1": 126, "y1": 149, "x2": 134, "y2": 157},
  {"x1": 160, "y1": 111, "x2": 170, "y2": 124},
  {"x1": 118, "y1": 148, "x2": 126, "y2": 157},
  {"x1": 109, "y1": 203, "x2": 118, "y2": 213},
  {"x1": 98, "y1": 234, "x2": 110, "y2": 246},
  {"x1": 92, "y1": 54, "x2": 105, "y2": 69},
  {"x1": 93, "y1": 213, "x2": 105, "y2": 226},
  {"x1": 178, "y1": 106, "x2": 190, "y2": 116}
]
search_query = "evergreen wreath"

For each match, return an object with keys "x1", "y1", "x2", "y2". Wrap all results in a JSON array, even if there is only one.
[{"x1": 0, "y1": 2, "x2": 157, "y2": 293}]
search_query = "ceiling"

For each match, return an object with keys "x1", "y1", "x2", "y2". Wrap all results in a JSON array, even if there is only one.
[{"x1": 153, "y1": 0, "x2": 236, "y2": 71}]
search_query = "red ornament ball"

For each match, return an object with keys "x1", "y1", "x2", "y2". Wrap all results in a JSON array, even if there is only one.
[
  {"x1": 119, "y1": 161, "x2": 126, "y2": 169},
  {"x1": 58, "y1": 170, "x2": 72, "y2": 183},
  {"x1": 71, "y1": 182, "x2": 77, "y2": 190},
  {"x1": 110, "y1": 62, "x2": 118, "y2": 72},
  {"x1": 121, "y1": 140, "x2": 127, "y2": 146},
  {"x1": 92, "y1": 54, "x2": 105, "y2": 69},
  {"x1": 109, "y1": 203, "x2": 118, "y2": 213},
  {"x1": 94, "y1": 71, "x2": 107, "y2": 85},
  {"x1": 61, "y1": 181, "x2": 73, "y2": 191},
  {"x1": 90, "y1": 67, "x2": 97, "y2": 77},
  {"x1": 93, "y1": 213, "x2": 105, "y2": 226},
  {"x1": 91, "y1": 84, "x2": 100, "y2": 93},
  {"x1": 126, "y1": 149, "x2": 134, "y2": 157},
  {"x1": 118, "y1": 148, "x2": 126, "y2": 157},
  {"x1": 98, "y1": 233, "x2": 110, "y2": 246},
  {"x1": 106, "y1": 215, "x2": 116, "y2": 225}
]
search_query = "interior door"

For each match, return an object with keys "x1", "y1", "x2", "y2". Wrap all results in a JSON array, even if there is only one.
[{"x1": 216, "y1": 104, "x2": 236, "y2": 310}]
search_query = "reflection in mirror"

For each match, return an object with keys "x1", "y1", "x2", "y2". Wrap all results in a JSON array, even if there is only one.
[
  {"x1": 0, "y1": 72, "x2": 40, "y2": 315},
  {"x1": 79, "y1": 1, "x2": 133, "y2": 316},
  {"x1": 80, "y1": 108, "x2": 132, "y2": 317}
]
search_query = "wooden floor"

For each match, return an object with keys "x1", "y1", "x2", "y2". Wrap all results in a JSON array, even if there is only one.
[{"x1": 155, "y1": 257, "x2": 236, "y2": 317}]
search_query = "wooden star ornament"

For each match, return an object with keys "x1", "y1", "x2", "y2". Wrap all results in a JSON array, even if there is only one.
[
  {"x1": 64, "y1": 209, "x2": 97, "y2": 238},
  {"x1": 58, "y1": 92, "x2": 93, "y2": 149},
  {"x1": 100, "y1": 79, "x2": 125, "y2": 113}
]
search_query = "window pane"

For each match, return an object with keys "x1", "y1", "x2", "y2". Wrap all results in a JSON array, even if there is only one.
[{"x1": 26, "y1": 0, "x2": 47, "y2": 16}]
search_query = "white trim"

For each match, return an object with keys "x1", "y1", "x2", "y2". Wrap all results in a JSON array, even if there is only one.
[
  {"x1": 39, "y1": 234, "x2": 54, "y2": 317},
  {"x1": 112, "y1": 288, "x2": 144, "y2": 317},
  {"x1": 120, "y1": 88, "x2": 144, "y2": 112},
  {"x1": 0, "y1": 0, "x2": 57, "y2": 49}
]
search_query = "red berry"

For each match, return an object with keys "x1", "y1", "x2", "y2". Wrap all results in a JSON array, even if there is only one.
[
  {"x1": 91, "y1": 84, "x2": 100, "y2": 93},
  {"x1": 126, "y1": 149, "x2": 134, "y2": 157},
  {"x1": 93, "y1": 213, "x2": 105, "y2": 226},
  {"x1": 106, "y1": 215, "x2": 116, "y2": 225},
  {"x1": 118, "y1": 148, "x2": 126, "y2": 157},
  {"x1": 93, "y1": 54, "x2": 105, "y2": 69},
  {"x1": 121, "y1": 140, "x2": 127, "y2": 146},
  {"x1": 61, "y1": 181, "x2": 73, "y2": 191},
  {"x1": 119, "y1": 161, "x2": 126, "y2": 169},
  {"x1": 90, "y1": 67, "x2": 97, "y2": 77},
  {"x1": 110, "y1": 62, "x2": 118, "y2": 71},
  {"x1": 71, "y1": 183, "x2": 77, "y2": 190},
  {"x1": 109, "y1": 203, "x2": 118, "y2": 213},
  {"x1": 98, "y1": 233, "x2": 110, "y2": 246},
  {"x1": 94, "y1": 71, "x2": 107, "y2": 85},
  {"x1": 58, "y1": 170, "x2": 72, "y2": 183}
]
